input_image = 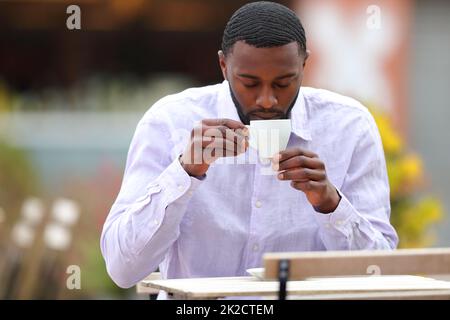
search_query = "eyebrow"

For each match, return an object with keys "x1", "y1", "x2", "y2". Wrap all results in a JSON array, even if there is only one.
[{"x1": 237, "y1": 73, "x2": 298, "y2": 80}]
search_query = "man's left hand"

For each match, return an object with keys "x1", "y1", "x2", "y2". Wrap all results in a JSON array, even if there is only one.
[{"x1": 272, "y1": 147, "x2": 341, "y2": 214}]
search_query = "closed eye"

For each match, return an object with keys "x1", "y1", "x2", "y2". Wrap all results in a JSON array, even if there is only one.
[{"x1": 274, "y1": 83, "x2": 290, "y2": 88}]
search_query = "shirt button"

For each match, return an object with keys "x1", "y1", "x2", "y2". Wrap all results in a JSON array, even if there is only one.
[
  {"x1": 177, "y1": 185, "x2": 184, "y2": 191},
  {"x1": 253, "y1": 244, "x2": 259, "y2": 251},
  {"x1": 153, "y1": 219, "x2": 159, "y2": 226},
  {"x1": 335, "y1": 220, "x2": 343, "y2": 226},
  {"x1": 255, "y1": 200, "x2": 262, "y2": 208},
  {"x1": 325, "y1": 223, "x2": 331, "y2": 229}
]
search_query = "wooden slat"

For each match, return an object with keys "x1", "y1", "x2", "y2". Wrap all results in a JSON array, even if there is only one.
[
  {"x1": 284, "y1": 290, "x2": 450, "y2": 300},
  {"x1": 264, "y1": 248, "x2": 450, "y2": 280}
]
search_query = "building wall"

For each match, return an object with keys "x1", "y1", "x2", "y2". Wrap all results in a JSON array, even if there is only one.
[{"x1": 410, "y1": 0, "x2": 450, "y2": 245}]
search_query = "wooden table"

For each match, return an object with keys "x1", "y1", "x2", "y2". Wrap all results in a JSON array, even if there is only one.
[
  {"x1": 136, "y1": 272, "x2": 161, "y2": 299},
  {"x1": 140, "y1": 275, "x2": 450, "y2": 300},
  {"x1": 138, "y1": 248, "x2": 450, "y2": 299}
]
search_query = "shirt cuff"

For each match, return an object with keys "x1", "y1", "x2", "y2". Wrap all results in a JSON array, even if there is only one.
[
  {"x1": 153, "y1": 156, "x2": 205, "y2": 204},
  {"x1": 313, "y1": 188, "x2": 361, "y2": 236}
]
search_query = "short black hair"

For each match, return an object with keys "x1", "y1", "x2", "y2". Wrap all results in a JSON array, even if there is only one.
[{"x1": 221, "y1": 1, "x2": 307, "y2": 56}]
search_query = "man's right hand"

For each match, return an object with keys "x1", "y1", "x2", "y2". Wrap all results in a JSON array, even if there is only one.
[{"x1": 179, "y1": 118, "x2": 249, "y2": 177}]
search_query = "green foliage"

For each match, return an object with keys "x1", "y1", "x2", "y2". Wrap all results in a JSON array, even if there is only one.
[
  {"x1": 0, "y1": 140, "x2": 39, "y2": 224},
  {"x1": 78, "y1": 237, "x2": 133, "y2": 299}
]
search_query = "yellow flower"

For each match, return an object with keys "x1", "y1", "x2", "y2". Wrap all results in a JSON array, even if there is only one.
[
  {"x1": 372, "y1": 112, "x2": 403, "y2": 155},
  {"x1": 366, "y1": 104, "x2": 445, "y2": 248},
  {"x1": 400, "y1": 154, "x2": 423, "y2": 184},
  {"x1": 394, "y1": 197, "x2": 443, "y2": 248}
]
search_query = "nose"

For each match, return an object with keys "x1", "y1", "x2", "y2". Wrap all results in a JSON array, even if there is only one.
[{"x1": 256, "y1": 85, "x2": 278, "y2": 109}]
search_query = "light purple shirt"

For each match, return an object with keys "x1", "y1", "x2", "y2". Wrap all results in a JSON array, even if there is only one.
[{"x1": 100, "y1": 81, "x2": 398, "y2": 290}]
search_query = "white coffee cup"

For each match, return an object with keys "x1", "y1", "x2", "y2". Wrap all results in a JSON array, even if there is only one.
[{"x1": 245, "y1": 119, "x2": 291, "y2": 159}]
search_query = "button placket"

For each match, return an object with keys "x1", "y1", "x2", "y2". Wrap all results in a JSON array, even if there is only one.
[
  {"x1": 244, "y1": 161, "x2": 265, "y2": 268},
  {"x1": 335, "y1": 220, "x2": 343, "y2": 227}
]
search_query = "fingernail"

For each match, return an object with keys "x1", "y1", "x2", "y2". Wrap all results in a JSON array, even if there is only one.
[
  {"x1": 273, "y1": 154, "x2": 281, "y2": 162},
  {"x1": 278, "y1": 173, "x2": 283, "y2": 179}
]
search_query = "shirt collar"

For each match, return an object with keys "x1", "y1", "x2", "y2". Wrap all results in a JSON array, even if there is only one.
[
  {"x1": 218, "y1": 80, "x2": 312, "y2": 141},
  {"x1": 289, "y1": 86, "x2": 312, "y2": 141}
]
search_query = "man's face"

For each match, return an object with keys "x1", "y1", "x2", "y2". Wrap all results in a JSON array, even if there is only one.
[{"x1": 219, "y1": 41, "x2": 307, "y2": 124}]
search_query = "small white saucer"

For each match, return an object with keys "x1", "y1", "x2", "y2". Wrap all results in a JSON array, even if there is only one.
[{"x1": 246, "y1": 268, "x2": 265, "y2": 280}]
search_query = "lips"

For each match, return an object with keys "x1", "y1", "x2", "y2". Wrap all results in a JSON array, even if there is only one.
[{"x1": 251, "y1": 113, "x2": 283, "y2": 120}]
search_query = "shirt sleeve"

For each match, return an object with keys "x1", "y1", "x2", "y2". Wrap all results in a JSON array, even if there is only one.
[
  {"x1": 314, "y1": 112, "x2": 399, "y2": 250},
  {"x1": 100, "y1": 113, "x2": 204, "y2": 288}
]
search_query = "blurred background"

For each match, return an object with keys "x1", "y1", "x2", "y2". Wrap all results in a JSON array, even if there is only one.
[{"x1": 0, "y1": 0, "x2": 449, "y2": 299}]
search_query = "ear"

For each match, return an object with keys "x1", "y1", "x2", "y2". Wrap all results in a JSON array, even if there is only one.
[
  {"x1": 302, "y1": 49, "x2": 310, "y2": 68},
  {"x1": 218, "y1": 50, "x2": 228, "y2": 81}
]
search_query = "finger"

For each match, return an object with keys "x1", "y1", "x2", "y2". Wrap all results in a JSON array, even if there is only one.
[
  {"x1": 198, "y1": 137, "x2": 236, "y2": 152},
  {"x1": 203, "y1": 147, "x2": 243, "y2": 161},
  {"x1": 290, "y1": 180, "x2": 326, "y2": 192},
  {"x1": 234, "y1": 127, "x2": 250, "y2": 138},
  {"x1": 273, "y1": 147, "x2": 318, "y2": 164},
  {"x1": 274, "y1": 155, "x2": 325, "y2": 171},
  {"x1": 202, "y1": 126, "x2": 228, "y2": 139},
  {"x1": 203, "y1": 127, "x2": 247, "y2": 147},
  {"x1": 278, "y1": 168, "x2": 326, "y2": 182},
  {"x1": 202, "y1": 144, "x2": 243, "y2": 163},
  {"x1": 193, "y1": 134, "x2": 247, "y2": 157},
  {"x1": 202, "y1": 137, "x2": 247, "y2": 158},
  {"x1": 203, "y1": 130, "x2": 248, "y2": 154},
  {"x1": 225, "y1": 130, "x2": 249, "y2": 152},
  {"x1": 202, "y1": 118, "x2": 247, "y2": 130},
  {"x1": 202, "y1": 144, "x2": 232, "y2": 165}
]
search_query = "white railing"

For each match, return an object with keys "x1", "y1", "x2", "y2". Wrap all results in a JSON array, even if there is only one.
[{"x1": 0, "y1": 111, "x2": 145, "y2": 150}]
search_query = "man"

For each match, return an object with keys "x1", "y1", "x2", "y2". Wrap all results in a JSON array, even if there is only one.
[{"x1": 100, "y1": 1, "x2": 398, "y2": 292}]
